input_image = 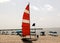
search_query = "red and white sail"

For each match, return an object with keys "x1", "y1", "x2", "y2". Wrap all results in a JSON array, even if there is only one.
[{"x1": 22, "y1": 4, "x2": 30, "y2": 36}]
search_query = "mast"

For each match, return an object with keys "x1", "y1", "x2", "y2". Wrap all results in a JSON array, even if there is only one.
[{"x1": 29, "y1": 3, "x2": 31, "y2": 39}]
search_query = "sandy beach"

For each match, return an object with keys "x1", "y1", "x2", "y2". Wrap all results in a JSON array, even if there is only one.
[
  {"x1": 0, "y1": 35, "x2": 60, "y2": 43},
  {"x1": 33, "y1": 35, "x2": 60, "y2": 43}
]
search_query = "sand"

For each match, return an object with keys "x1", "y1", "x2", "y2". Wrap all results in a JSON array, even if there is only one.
[
  {"x1": 33, "y1": 35, "x2": 60, "y2": 43},
  {"x1": 0, "y1": 35, "x2": 60, "y2": 43},
  {"x1": 0, "y1": 35, "x2": 23, "y2": 43}
]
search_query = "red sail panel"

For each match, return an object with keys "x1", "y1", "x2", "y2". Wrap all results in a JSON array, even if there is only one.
[
  {"x1": 23, "y1": 12, "x2": 30, "y2": 20},
  {"x1": 26, "y1": 4, "x2": 29, "y2": 10},
  {"x1": 22, "y1": 23, "x2": 30, "y2": 36},
  {"x1": 22, "y1": 4, "x2": 30, "y2": 36}
]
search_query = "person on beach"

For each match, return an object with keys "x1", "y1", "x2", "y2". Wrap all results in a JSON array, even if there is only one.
[{"x1": 37, "y1": 35, "x2": 39, "y2": 38}]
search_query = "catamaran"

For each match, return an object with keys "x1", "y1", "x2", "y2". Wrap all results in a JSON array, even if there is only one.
[{"x1": 21, "y1": 3, "x2": 37, "y2": 41}]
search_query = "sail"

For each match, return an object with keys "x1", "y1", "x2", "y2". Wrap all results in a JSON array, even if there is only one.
[{"x1": 22, "y1": 4, "x2": 30, "y2": 36}]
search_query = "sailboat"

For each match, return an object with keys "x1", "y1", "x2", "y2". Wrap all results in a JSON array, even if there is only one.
[{"x1": 21, "y1": 3, "x2": 37, "y2": 41}]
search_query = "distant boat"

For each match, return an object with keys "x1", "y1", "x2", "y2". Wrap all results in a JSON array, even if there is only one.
[{"x1": 49, "y1": 31, "x2": 58, "y2": 36}]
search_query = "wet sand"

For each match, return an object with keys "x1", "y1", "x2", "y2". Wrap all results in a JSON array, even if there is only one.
[{"x1": 0, "y1": 35, "x2": 60, "y2": 43}]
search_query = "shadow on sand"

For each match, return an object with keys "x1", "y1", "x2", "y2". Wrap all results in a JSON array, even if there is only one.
[{"x1": 21, "y1": 38, "x2": 32, "y2": 43}]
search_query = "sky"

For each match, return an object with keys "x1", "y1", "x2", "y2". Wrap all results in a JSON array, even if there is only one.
[{"x1": 0, "y1": 0, "x2": 60, "y2": 29}]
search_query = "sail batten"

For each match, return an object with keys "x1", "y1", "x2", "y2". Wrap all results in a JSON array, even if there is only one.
[
  {"x1": 22, "y1": 19, "x2": 30, "y2": 23},
  {"x1": 22, "y1": 4, "x2": 30, "y2": 36},
  {"x1": 24, "y1": 10, "x2": 29, "y2": 14}
]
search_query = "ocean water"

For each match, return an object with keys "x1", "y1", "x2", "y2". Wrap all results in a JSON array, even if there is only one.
[
  {"x1": 0, "y1": 28, "x2": 60, "y2": 35},
  {"x1": 34, "y1": 28, "x2": 60, "y2": 35}
]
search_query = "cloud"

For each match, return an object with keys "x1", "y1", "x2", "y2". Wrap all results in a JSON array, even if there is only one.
[
  {"x1": 44, "y1": 4, "x2": 53, "y2": 11},
  {"x1": 31, "y1": 5, "x2": 39, "y2": 11},
  {"x1": 40, "y1": 4, "x2": 54, "y2": 11},
  {"x1": 30, "y1": 4, "x2": 54, "y2": 12},
  {"x1": 0, "y1": 0, "x2": 10, "y2": 3}
]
